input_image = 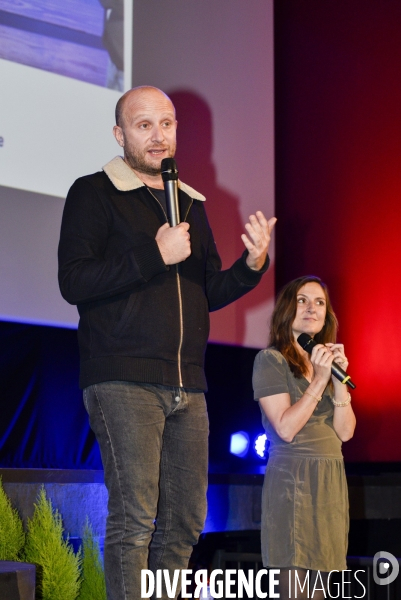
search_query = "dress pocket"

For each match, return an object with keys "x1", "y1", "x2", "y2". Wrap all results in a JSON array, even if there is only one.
[{"x1": 261, "y1": 463, "x2": 296, "y2": 566}]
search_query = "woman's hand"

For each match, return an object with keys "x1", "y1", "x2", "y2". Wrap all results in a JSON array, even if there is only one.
[
  {"x1": 324, "y1": 342, "x2": 356, "y2": 441},
  {"x1": 325, "y1": 342, "x2": 350, "y2": 389},
  {"x1": 310, "y1": 344, "x2": 334, "y2": 385},
  {"x1": 325, "y1": 343, "x2": 349, "y2": 372}
]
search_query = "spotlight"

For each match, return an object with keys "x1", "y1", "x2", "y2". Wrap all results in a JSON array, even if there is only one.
[
  {"x1": 254, "y1": 433, "x2": 268, "y2": 459},
  {"x1": 229, "y1": 431, "x2": 250, "y2": 457}
]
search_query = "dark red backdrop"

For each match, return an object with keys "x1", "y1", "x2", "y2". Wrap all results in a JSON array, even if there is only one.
[{"x1": 275, "y1": 0, "x2": 401, "y2": 461}]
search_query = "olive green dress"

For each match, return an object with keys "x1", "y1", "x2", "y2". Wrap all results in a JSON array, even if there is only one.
[{"x1": 252, "y1": 348, "x2": 349, "y2": 572}]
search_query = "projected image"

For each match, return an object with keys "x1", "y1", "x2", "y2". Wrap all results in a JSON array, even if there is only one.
[{"x1": 0, "y1": 0, "x2": 124, "y2": 90}]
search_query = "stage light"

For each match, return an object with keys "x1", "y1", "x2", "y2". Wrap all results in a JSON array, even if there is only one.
[
  {"x1": 254, "y1": 433, "x2": 268, "y2": 459},
  {"x1": 229, "y1": 431, "x2": 250, "y2": 457}
]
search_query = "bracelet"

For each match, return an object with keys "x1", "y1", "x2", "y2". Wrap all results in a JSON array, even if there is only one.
[
  {"x1": 332, "y1": 392, "x2": 351, "y2": 407},
  {"x1": 305, "y1": 390, "x2": 322, "y2": 403}
]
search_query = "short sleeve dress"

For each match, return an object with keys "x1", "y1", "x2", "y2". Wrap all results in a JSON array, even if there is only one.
[{"x1": 252, "y1": 348, "x2": 349, "y2": 572}]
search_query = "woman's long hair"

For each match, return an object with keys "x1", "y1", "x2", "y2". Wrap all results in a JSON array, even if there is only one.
[{"x1": 269, "y1": 276, "x2": 338, "y2": 378}]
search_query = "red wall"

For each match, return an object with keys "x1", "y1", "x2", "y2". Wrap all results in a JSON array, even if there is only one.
[{"x1": 275, "y1": 0, "x2": 401, "y2": 461}]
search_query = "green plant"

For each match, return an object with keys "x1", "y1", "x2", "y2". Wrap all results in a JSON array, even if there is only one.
[
  {"x1": 0, "y1": 476, "x2": 25, "y2": 560},
  {"x1": 77, "y1": 520, "x2": 106, "y2": 600},
  {"x1": 23, "y1": 486, "x2": 81, "y2": 600}
]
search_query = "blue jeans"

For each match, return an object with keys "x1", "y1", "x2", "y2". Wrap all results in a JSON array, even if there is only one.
[{"x1": 83, "y1": 382, "x2": 209, "y2": 600}]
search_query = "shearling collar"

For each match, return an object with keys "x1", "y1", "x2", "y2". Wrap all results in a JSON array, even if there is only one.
[{"x1": 103, "y1": 156, "x2": 206, "y2": 201}]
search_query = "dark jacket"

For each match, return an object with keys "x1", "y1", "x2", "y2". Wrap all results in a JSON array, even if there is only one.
[{"x1": 58, "y1": 157, "x2": 269, "y2": 390}]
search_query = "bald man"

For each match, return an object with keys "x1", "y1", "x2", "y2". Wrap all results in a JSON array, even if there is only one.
[{"x1": 58, "y1": 86, "x2": 276, "y2": 600}]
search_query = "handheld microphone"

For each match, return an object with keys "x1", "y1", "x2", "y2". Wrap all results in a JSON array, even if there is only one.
[
  {"x1": 297, "y1": 333, "x2": 356, "y2": 389},
  {"x1": 161, "y1": 158, "x2": 180, "y2": 226}
]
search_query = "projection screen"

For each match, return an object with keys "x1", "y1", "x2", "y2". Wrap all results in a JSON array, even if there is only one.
[{"x1": 0, "y1": 0, "x2": 274, "y2": 348}]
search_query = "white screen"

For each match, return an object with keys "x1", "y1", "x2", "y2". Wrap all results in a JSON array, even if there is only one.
[
  {"x1": 0, "y1": 0, "x2": 274, "y2": 348},
  {"x1": 0, "y1": 0, "x2": 131, "y2": 327}
]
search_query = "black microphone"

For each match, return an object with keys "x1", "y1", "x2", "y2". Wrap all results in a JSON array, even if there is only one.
[
  {"x1": 297, "y1": 333, "x2": 356, "y2": 389},
  {"x1": 161, "y1": 158, "x2": 180, "y2": 226}
]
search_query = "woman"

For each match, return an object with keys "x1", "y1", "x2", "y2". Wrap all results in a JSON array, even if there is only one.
[{"x1": 253, "y1": 276, "x2": 356, "y2": 599}]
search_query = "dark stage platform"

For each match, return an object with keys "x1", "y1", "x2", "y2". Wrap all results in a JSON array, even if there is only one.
[
  {"x1": 1, "y1": 466, "x2": 401, "y2": 555},
  {"x1": 1, "y1": 467, "x2": 401, "y2": 599}
]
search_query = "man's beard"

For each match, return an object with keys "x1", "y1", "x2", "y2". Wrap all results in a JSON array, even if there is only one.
[{"x1": 124, "y1": 143, "x2": 175, "y2": 176}]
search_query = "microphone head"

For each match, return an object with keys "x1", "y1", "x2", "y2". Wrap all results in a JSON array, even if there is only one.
[
  {"x1": 297, "y1": 333, "x2": 316, "y2": 354},
  {"x1": 161, "y1": 158, "x2": 179, "y2": 182}
]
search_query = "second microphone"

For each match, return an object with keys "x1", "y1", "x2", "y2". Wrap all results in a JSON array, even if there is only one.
[{"x1": 297, "y1": 333, "x2": 356, "y2": 389}]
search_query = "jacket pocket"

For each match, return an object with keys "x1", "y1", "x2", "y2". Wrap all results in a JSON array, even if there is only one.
[{"x1": 111, "y1": 293, "x2": 137, "y2": 337}]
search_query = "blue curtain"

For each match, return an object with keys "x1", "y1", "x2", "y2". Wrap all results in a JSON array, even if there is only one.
[{"x1": 0, "y1": 321, "x2": 101, "y2": 468}]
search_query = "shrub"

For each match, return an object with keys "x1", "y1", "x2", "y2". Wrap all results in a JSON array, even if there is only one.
[
  {"x1": 23, "y1": 487, "x2": 81, "y2": 600},
  {"x1": 77, "y1": 520, "x2": 106, "y2": 600},
  {"x1": 0, "y1": 476, "x2": 25, "y2": 560}
]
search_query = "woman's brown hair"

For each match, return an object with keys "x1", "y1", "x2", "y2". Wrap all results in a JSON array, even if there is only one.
[{"x1": 269, "y1": 276, "x2": 338, "y2": 379}]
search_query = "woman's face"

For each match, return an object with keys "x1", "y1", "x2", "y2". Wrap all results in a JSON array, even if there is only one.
[{"x1": 291, "y1": 282, "x2": 327, "y2": 340}]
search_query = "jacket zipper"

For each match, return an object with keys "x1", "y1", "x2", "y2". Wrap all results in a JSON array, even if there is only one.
[
  {"x1": 147, "y1": 188, "x2": 193, "y2": 389},
  {"x1": 175, "y1": 268, "x2": 184, "y2": 387},
  {"x1": 175, "y1": 199, "x2": 193, "y2": 387}
]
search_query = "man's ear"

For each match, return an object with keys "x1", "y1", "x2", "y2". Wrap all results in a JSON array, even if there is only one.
[{"x1": 113, "y1": 125, "x2": 124, "y2": 147}]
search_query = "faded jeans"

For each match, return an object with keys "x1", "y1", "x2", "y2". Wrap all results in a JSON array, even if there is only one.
[{"x1": 83, "y1": 381, "x2": 209, "y2": 600}]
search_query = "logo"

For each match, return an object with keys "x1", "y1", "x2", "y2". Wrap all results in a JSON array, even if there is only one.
[{"x1": 373, "y1": 551, "x2": 400, "y2": 586}]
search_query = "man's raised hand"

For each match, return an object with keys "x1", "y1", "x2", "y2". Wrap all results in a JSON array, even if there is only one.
[{"x1": 242, "y1": 212, "x2": 277, "y2": 271}]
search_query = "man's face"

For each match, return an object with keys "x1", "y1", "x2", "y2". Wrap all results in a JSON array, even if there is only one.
[{"x1": 114, "y1": 89, "x2": 177, "y2": 176}]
